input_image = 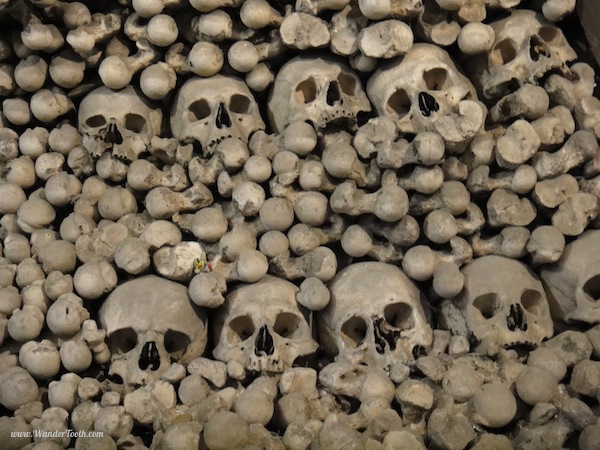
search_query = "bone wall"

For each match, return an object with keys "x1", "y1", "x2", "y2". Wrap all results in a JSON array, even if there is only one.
[{"x1": 1, "y1": 0, "x2": 600, "y2": 449}]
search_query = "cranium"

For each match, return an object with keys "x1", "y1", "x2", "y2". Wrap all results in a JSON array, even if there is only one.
[
  {"x1": 212, "y1": 275, "x2": 318, "y2": 374},
  {"x1": 467, "y1": 9, "x2": 577, "y2": 101},
  {"x1": 541, "y1": 230, "x2": 600, "y2": 324},
  {"x1": 170, "y1": 75, "x2": 265, "y2": 156},
  {"x1": 98, "y1": 275, "x2": 207, "y2": 386},
  {"x1": 78, "y1": 86, "x2": 163, "y2": 161},
  {"x1": 318, "y1": 262, "x2": 433, "y2": 369},
  {"x1": 267, "y1": 55, "x2": 371, "y2": 133},
  {"x1": 455, "y1": 255, "x2": 553, "y2": 349},
  {"x1": 367, "y1": 43, "x2": 484, "y2": 150}
]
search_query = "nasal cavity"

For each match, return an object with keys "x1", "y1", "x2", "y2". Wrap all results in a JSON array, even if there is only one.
[
  {"x1": 254, "y1": 325, "x2": 274, "y2": 356},
  {"x1": 326, "y1": 82, "x2": 341, "y2": 106},
  {"x1": 216, "y1": 102, "x2": 231, "y2": 129},
  {"x1": 373, "y1": 317, "x2": 400, "y2": 354},
  {"x1": 139, "y1": 341, "x2": 160, "y2": 371},
  {"x1": 418, "y1": 92, "x2": 439, "y2": 117},
  {"x1": 507, "y1": 303, "x2": 527, "y2": 332},
  {"x1": 105, "y1": 122, "x2": 123, "y2": 145}
]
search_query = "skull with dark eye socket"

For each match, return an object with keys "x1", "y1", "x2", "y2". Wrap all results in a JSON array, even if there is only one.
[
  {"x1": 213, "y1": 276, "x2": 318, "y2": 375},
  {"x1": 98, "y1": 276, "x2": 207, "y2": 387},
  {"x1": 78, "y1": 86, "x2": 163, "y2": 161},
  {"x1": 367, "y1": 43, "x2": 483, "y2": 152},
  {"x1": 456, "y1": 256, "x2": 553, "y2": 350},
  {"x1": 319, "y1": 262, "x2": 433, "y2": 370},
  {"x1": 541, "y1": 230, "x2": 600, "y2": 324},
  {"x1": 268, "y1": 55, "x2": 371, "y2": 133},
  {"x1": 171, "y1": 75, "x2": 265, "y2": 157},
  {"x1": 466, "y1": 9, "x2": 577, "y2": 101}
]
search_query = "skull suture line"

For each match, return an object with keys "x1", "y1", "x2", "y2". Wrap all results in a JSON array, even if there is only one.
[
  {"x1": 170, "y1": 75, "x2": 265, "y2": 156},
  {"x1": 98, "y1": 275, "x2": 207, "y2": 386},
  {"x1": 467, "y1": 9, "x2": 577, "y2": 101},
  {"x1": 318, "y1": 262, "x2": 433, "y2": 369},
  {"x1": 455, "y1": 256, "x2": 553, "y2": 349},
  {"x1": 267, "y1": 55, "x2": 371, "y2": 133},
  {"x1": 541, "y1": 230, "x2": 600, "y2": 324},
  {"x1": 78, "y1": 86, "x2": 163, "y2": 161},
  {"x1": 367, "y1": 43, "x2": 484, "y2": 151},
  {"x1": 212, "y1": 276, "x2": 318, "y2": 374}
]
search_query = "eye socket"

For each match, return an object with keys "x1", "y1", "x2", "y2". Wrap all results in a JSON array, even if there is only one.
[
  {"x1": 386, "y1": 88, "x2": 410, "y2": 118},
  {"x1": 384, "y1": 302, "x2": 414, "y2": 330},
  {"x1": 229, "y1": 94, "x2": 252, "y2": 114},
  {"x1": 164, "y1": 330, "x2": 191, "y2": 356},
  {"x1": 86, "y1": 115, "x2": 107, "y2": 128},
  {"x1": 473, "y1": 293, "x2": 500, "y2": 319},
  {"x1": 229, "y1": 315, "x2": 254, "y2": 342},
  {"x1": 423, "y1": 68, "x2": 448, "y2": 91},
  {"x1": 273, "y1": 312, "x2": 301, "y2": 338},
  {"x1": 124, "y1": 113, "x2": 147, "y2": 133},
  {"x1": 341, "y1": 316, "x2": 367, "y2": 348},
  {"x1": 521, "y1": 289, "x2": 542, "y2": 314},
  {"x1": 110, "y1": 328, "x2": 137, "y2": 353},
  {"x1": 337, "y1": 72, "x2": 357, "y2": 95},
  {"x1": 189, "y1": 99, "x2": 211, "y2": 121},
  {"x1": 491, "y1": 39, "x2": 517, "y2": 65},
  {"x1": 538, "y1": 26, "x2": 559, "y2": 43},
  {"x1": 583, "y1": 275, "x2": 600, "y2": 300},
  {"x1": 295, "y1": 77, "x2": 317, "y2": 104}
]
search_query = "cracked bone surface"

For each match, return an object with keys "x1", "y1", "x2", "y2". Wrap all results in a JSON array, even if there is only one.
[{"x1": 2, "y1": 0, "x2": 600, "y2": 446}]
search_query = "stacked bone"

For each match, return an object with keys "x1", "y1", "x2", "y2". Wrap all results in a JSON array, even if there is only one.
[{"x1": 1, "y1": 0, "x2": 600, "y2": 448}]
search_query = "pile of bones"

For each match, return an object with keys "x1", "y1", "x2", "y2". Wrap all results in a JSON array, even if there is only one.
[{"x1": 4, "y1": 0, "x2": 600, "y2": 448}]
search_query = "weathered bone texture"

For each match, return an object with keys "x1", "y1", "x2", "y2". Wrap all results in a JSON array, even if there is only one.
[
  {"x1": 468, "y1": 9, "x2": 577, "y2": 101},
  {"x1": 78, "y1": 86, "x2": 163, "y2": 161},
  {"x1": 318, "y1": 262, "x2": 433, "y2": 369},
  {"x1": 454, "y1": 256, "x2": 553, "y2": 349},
  {"x1": 1, "y1": 0, "x2": 600, "y2": 447},
  {"x1": 268, "y1": 55, "x2": 371, "y2": 133},
  {"x1": 213, "y1": 275, "x2": 318, "y2": 374},
  {"x1": 99, "y1": 275, "x2": 207, "y2": 385},
  {"x1": 368, "y1": 43, "x2": 484, "y2": 151},
  {"x1": 171, "y1": 76, "x2": 264, "y2": 157},
  {"x1": 541, "y1": 230, "x2": 600, "y2": 324}
]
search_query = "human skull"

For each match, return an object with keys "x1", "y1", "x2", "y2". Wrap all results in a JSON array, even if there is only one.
[
  {"x1": 99, "y1": 275, "x2": 207, "y2": 386},
  {"x1": 455, "y1": 256, "x2": 553, "y2": 349},
  {"x1": 541, "y1": 230, "x2": 600, "y2": 324},
  {"x1": 170, "y1": 75, "x2": 265, "y2": 157},
  {"x1": 367, "y1": 43, "x2": 484, "y2": 150},
  {"x1": 78, "y1": 86, "x2": 163, "y2": 161},
  {"x1": 267, "y1": 55, "x2": 371, "y2": 133},
  {"x1": 318, "y1": 262, "x2": 433, "y2": 369},
  {"x1": 467, "y1": 9, "x2": 577, "y2": 101},
  {"x1": 213, "y1": 275, "x2": 318, "y2": 374}
]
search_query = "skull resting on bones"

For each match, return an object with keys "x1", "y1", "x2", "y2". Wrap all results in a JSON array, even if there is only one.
[
  {"x1": 212, "y1": 276, "x2": 318, "y2": 374},
  {"x1": 318, "y1": 262, "x2": 433, "y2": 369},
  {"x1": 367, "y1": 43, "x2": 484, "y2": 150},
  {"x1": 541, "y1": 230, "x2": 600, "y2": 324},
  {"x1": 467, "y1": 9, "x2": 577, "y2": 101},
  {"x1": 455, "y1": 255, "x2": 553, "y2": 349},
  {"x1": 267, "y1": 55, "x2": 371, "y2": 133},
  {"x1": 170, "y1": 75, "x2": 265, "y2": 156},
  {"x1": 78, "y1": 86, "x2": 163, "y2": 161},
  {"x1": 98, "y1": 275, "x2": 207, "y2": 386}
]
